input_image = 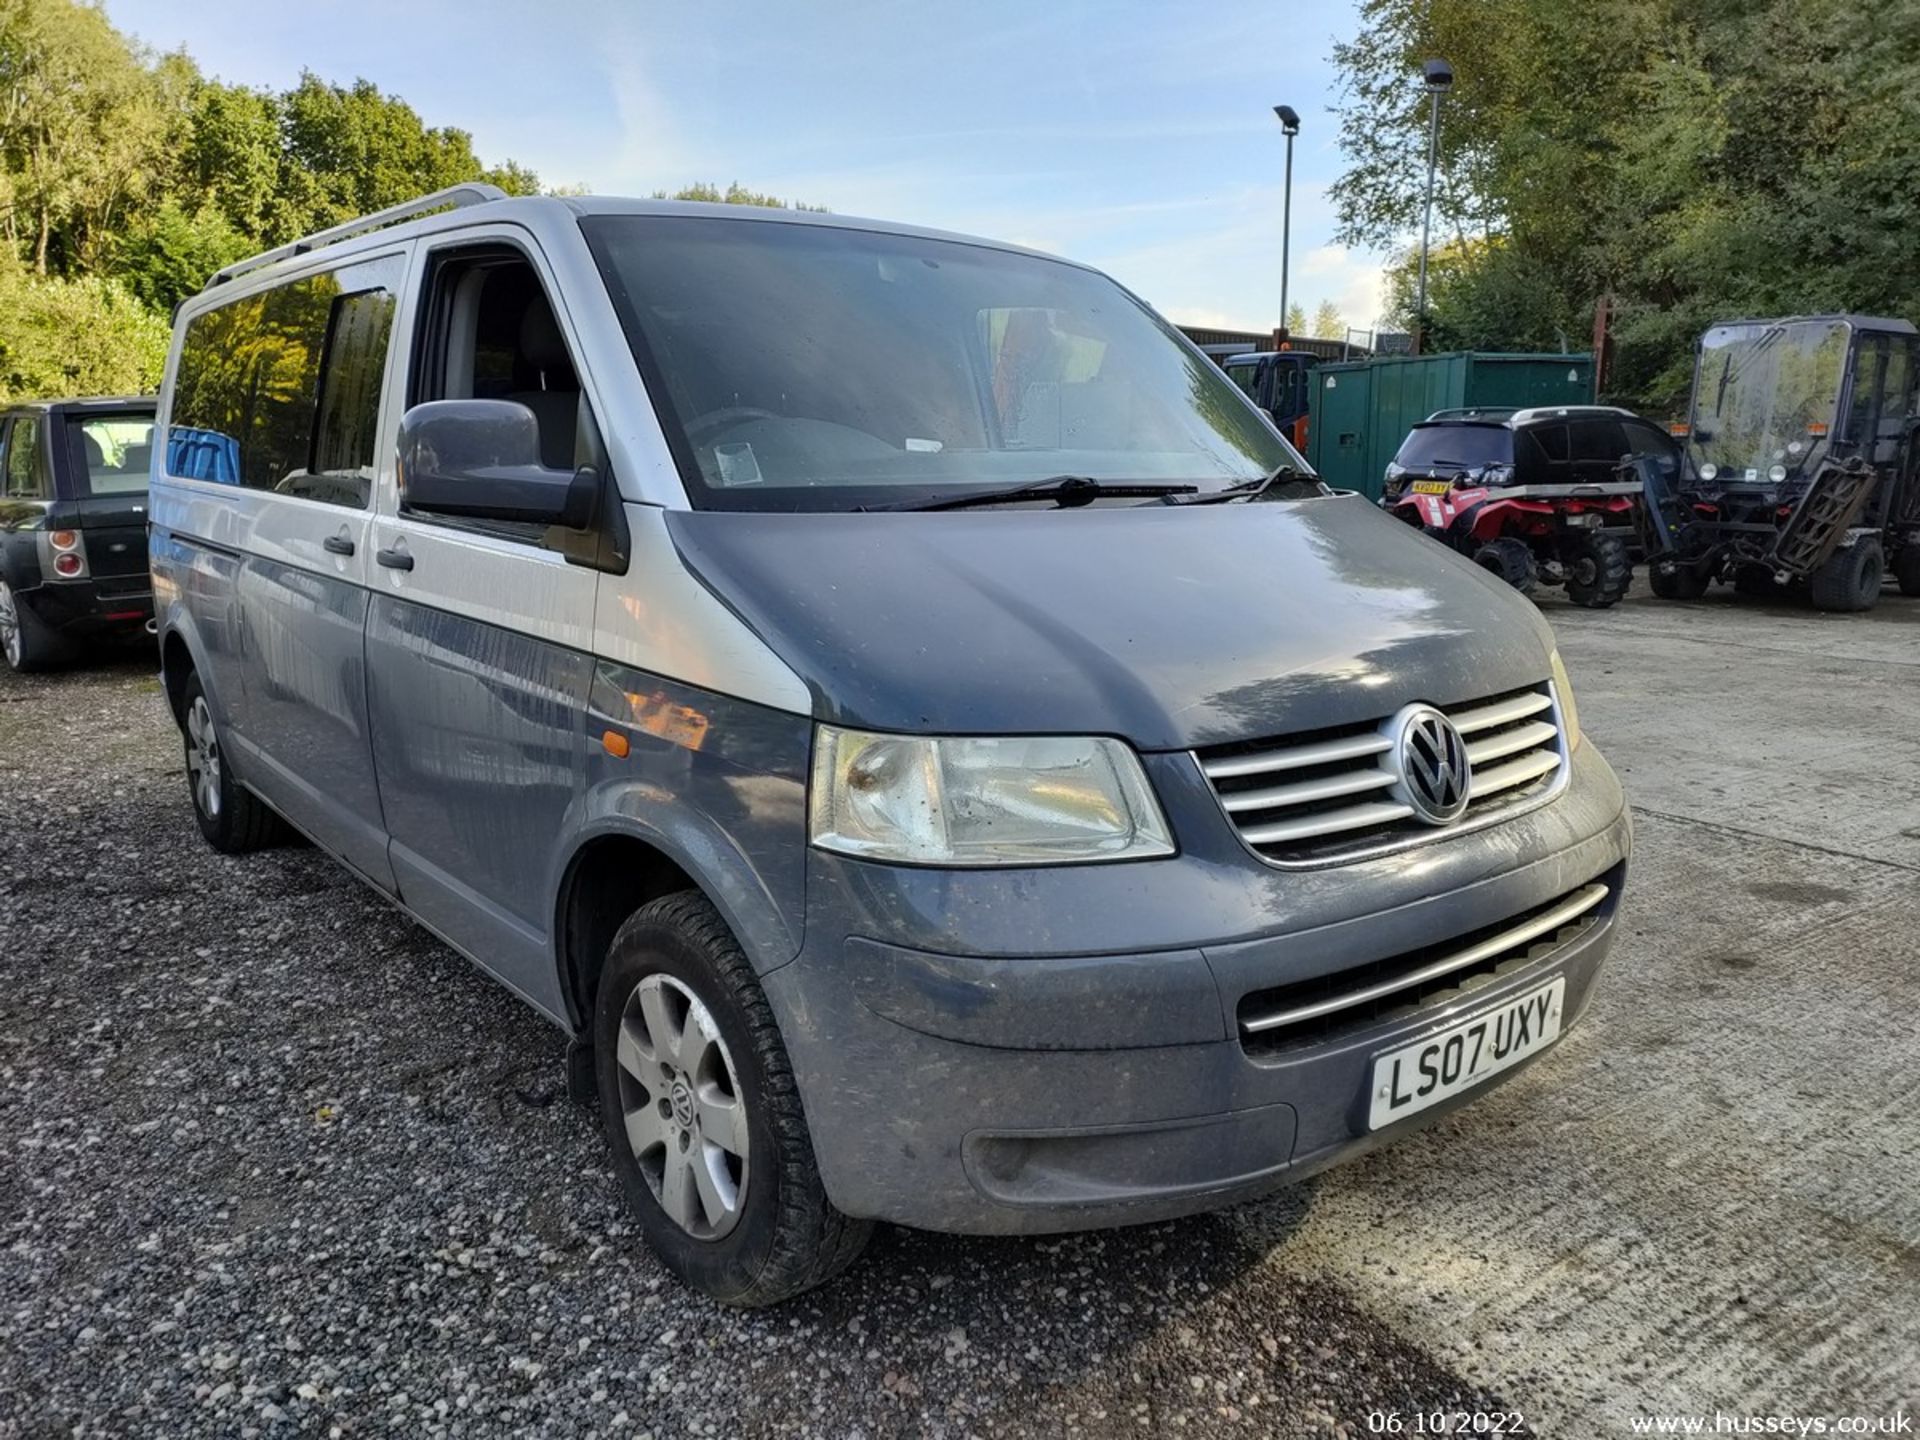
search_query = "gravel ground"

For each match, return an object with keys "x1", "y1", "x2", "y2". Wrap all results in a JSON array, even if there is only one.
[{"x1": 1, "y1": 654, "x2": 1521, "y2": 1438}]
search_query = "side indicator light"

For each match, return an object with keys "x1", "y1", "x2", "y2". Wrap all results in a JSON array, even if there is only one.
[{"x1": 602, "y1": 729, "x2": 631, "y2": 759}]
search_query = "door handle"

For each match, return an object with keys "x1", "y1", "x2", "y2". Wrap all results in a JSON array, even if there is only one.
[
  {"x1": 322, "y1": 533, "x2": 355, "y2": 556},
  {"x1": 375, "y1": 545, "x2": 414, "y2": 572}
]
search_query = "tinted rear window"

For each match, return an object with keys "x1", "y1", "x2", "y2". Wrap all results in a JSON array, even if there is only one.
[
  {"x1": 1392, "y1": 425, "x2": 1512, "y2": 470},
  {"x1": 167, "y1": 253, "x2": 402, "y2": 508}
]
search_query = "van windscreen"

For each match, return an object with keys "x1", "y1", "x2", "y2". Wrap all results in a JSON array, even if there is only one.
[{"x1": 582, "y1": 216, "x2": 1299, "y2": 511}]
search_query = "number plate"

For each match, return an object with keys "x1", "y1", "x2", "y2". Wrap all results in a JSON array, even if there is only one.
[
  {"x1": 1367, "y1": 978, "x2": 1565, "y2": 1130},
  {"x1": 1410, "y1": 479, "x2": 1452, "y2": 494}
]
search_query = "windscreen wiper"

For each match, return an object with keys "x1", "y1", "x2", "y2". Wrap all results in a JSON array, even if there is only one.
[
  {"x1": 1163, "y1": 464, "x2": 1320, "y2": 505},
  {"x1": 866, "y1": 475, "x2": 1199, "y2": 512}
]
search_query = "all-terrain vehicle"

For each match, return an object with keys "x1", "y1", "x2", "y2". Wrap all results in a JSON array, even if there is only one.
[
  {"x1": 1380, "y1": 405, "x2": 1682, "y2": 608},
  {"x1": 1645, "y1": 315, "x2": 1920, "y2": 612}
]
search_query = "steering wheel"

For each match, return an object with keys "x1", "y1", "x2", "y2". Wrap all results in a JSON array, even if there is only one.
[{"x1": 683, "y1": 406, "x2": 778, "y2": 443}]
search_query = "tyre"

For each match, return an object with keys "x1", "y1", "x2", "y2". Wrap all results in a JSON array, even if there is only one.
[
  {"x1": 1562, "y1": 531, "x2": 1632, "y2": 608},
  {"x1": 1894, "y1": 544, "x2": 1920, "y2": 598},
  {"x1": 180, "y1": 672, "x2": 287, "y2": 852},
  {"x1": 1471, "y1": 537, "x2": 1539, "y2": 597},
  {"x1": 593, "y1": 891, "x2": 872, "y2": 1306},
  {"x1": 0, "y1": 579, "x2": 72, "y2": 673},
  {"x1": 1808, "y1": 538, "x2": 1884, "y2": 613},
  {"x1": 1647, "y1": 560, "x2": 1709, "y2": 601}
]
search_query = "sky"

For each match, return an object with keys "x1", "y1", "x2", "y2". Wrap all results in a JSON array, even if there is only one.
[{"x1": 104, "y1": 0, "x2": 1387, "y2": 338}]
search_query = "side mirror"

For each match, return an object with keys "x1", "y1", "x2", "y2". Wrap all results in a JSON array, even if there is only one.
[{"x1": 398, "y1": 399, "x2": 598, "y2": 529}]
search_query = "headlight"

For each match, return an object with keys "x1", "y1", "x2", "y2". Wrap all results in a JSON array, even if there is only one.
[
  {"x1": 1768, "y1": 463, "x2": 1788, "y2": 482},
  {"x1": 809, "y1": 726, "x2": 1174, "y2": 866},
  {"x1": 1698, "y1": 462, "x2": 1718, "y2": 481},
  {"x1": 1549, "y1": 650, "x2": 1582, "y2": 752}
]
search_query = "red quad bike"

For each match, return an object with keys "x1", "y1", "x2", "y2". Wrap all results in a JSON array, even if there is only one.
[
  {"x1": 1386, "y1": 478, "x2": 1637, "y2": 607},
  {"x1": 1379, "y1": 407, "x2": 1678, "y2": 609}
]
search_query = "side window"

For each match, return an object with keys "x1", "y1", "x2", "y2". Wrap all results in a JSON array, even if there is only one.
[
  {"x1": 1883, "y1": 344, "x2": 1913, "y2": 421},
  {"x1": 167, "y1": 253, "x2": 403, "y2": 507},
  {"x1": 1225, "y1": 362, "x2": 1258, "y2": 399},
  {"x1": 405, "y1": 244, "x2": 602, "y2": 541},
  {"x1": 1620, "y1": 419, "x2": 1679, "y2": 477},
  {"x1": 1567, "y1": 418, "x2": 1629, "y2": 480},
  {"x1": 4, "y1": 417, "x2": 46, "y2": 499}
]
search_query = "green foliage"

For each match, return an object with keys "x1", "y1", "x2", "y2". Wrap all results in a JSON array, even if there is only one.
[
  {"x1": 1311, "y1": 300, "x2": 1345, "y2": 340},
  {"x1": 0, "y1": 249, "x2": 169, "y2": 400},
  {"x1": 1332, "y1": 0, "x2": 1920, "y2": 411},
  {"x1": 0, "y1": 0, "x2": 560, "y2": 400},
  {"x1": 112, "y1": 200, "x2": 252, "y2": 313},
  {"x1": 1285, "y1": 302, "x2": 1308, "y2": 337},
  {"x1": 655, "y1": 181, "x2": 829, "y2": 212}
]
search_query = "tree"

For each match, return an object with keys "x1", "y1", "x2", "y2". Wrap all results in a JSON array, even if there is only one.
[
  {"x1": 1330, "y1": 0, "x2": 1920, "y2": 411},
  {"x1": 1311, "y1": 300, "x2": 1345, "y2": 339},
  {"x1": 0, "y1": 249, "x2": 169, "y2": 399},
  {"x1": 274, "y1": 73, "x2": 541, "y2": 238},
  {"x1": 654, "y1": 181, "x2": 828, "y2": 212},
  {"x1": 1285, "y1": 302, "x2": 1308, "y2": 337},
  {"x1": 0, "y1": 0, "x2": 172, "y2": 274},
  {"x1": 111, "y1": 199, "x2": 252, "y2": 312}
]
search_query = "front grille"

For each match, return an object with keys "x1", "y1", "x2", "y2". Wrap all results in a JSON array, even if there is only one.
[
  {"x1": 1197, "y1": 683, "x2": 1567, "y2": 866},
  {"x1": 1236, "y1": 880, "x2": 1610, "y2": 1058}
]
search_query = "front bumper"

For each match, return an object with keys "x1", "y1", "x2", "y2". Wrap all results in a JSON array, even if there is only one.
[{"x1": 764, "y1": 742, "x2": 1631, "y2": 1234}]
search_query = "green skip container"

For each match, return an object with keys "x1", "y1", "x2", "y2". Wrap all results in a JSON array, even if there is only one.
[{"x1": 1306, "y1": 351, "x2": 1595, "y2": 499}]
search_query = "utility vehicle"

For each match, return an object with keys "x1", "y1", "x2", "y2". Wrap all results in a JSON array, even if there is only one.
[
  {"x1": 1646, "y1": 315, "x2": 1920, "y2": 611},
  {"x1": 1223, "y1": 350, "x2": 1317, "y2": 451}
]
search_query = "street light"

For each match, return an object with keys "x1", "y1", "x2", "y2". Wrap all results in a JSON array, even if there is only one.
[
  {"x1": 1414, "y1": 58, "x2": 1453, "y2": 354},
  {"x1": 1273, "y1": 104, "x2": 1300, "y2": 340}
]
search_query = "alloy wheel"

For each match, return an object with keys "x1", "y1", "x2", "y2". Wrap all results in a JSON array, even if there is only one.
[
  {"x1": 185, "y1": 695, "x2": 222, "y2": 819},
  {"x1": 0, "y1": 582, "x2": 19, "y2": 668},
  {"x1": 615, "y1": 973, "x2": 749, "y2": 1240}
]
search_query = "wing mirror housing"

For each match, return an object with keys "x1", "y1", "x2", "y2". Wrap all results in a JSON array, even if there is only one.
[{"x1": 398, "y1": 399, "x2": 599, "y2": 529}]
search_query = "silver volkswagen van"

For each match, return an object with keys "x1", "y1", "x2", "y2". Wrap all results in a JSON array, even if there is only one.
[{"x1": 150, "y1": 185, "x2": 1630, "y2": 1304}]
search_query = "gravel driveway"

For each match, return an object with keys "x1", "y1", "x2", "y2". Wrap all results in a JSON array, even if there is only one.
[
  {"x1": 1, "y1": 656, "x2": 1515, "y2": 1437},
  {"x1": 7, "y1": 585, "x2": 1918, "y2": 1437}
]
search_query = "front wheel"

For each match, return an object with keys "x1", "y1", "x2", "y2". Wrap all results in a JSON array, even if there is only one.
[
  {"x1": 1808, "y1": 539, "x2": 1884, "y2": 613},
  {"x1": 1562, "y1": 531, "x2": 1632, "y2": 608},
  {"x1": 593, "y1": 891, "x2": 872, "y2": 1306},
  {"x1": 1472, "y1": 536, "x2": 1540, "y2": 597}
]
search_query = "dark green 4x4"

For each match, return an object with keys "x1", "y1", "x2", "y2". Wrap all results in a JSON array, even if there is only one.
[{"x1": 0, "y1": 397, "x2": 158, "y2": 673}]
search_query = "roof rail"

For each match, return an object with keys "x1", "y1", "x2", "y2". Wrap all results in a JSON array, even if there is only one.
[{"x1": 209, "y1": 182, "x2": 508, "y2": 288}]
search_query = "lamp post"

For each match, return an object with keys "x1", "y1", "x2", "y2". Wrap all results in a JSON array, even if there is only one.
[
  {"x1": 1273, "y1": 104, "x2": 1300, "y2": 340},
  {"x1": 1414, "y1": 58, "x2": 1452, "y2": 354}
]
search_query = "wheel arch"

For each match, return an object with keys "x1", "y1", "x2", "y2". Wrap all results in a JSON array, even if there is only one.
[
  {"x1": 552, "y1": 814, "x2": 803, "y2": 1036},
  {"x1": 158, "y1": 618, "x2": 211, "y2": 727}
]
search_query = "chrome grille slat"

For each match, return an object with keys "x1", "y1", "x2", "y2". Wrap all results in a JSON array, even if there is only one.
[
  {"x1": 1470, "y1": 748, "x2": 1562, "y2": 797},
  {"x1": 1220, "y1": 767, "x2": 1397, "y2": 813},
  {"x1": 1240, "y1": 798, "x2": 1415, "y2": 845},
  {"x1": 1466, "y1": 719, "x2": 1559, "y2": 766},
  {"x1": 1201, "y1": 731, "x2": 1392, "y2": 781},
  {"x1": 1196, "y1": 682, "x2": 1569, "y2": 866},
  {"x1": 1239, "y1": 883, "x2": 1609, "y2": 1035},
  {"x1": 1449, "y1": 690, "x2": 1552, "y2": 734}
]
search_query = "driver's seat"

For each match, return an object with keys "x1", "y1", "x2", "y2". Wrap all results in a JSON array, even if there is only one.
[{"x1": 505, "y1": 298, "x2": 583, "y2": 471}]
